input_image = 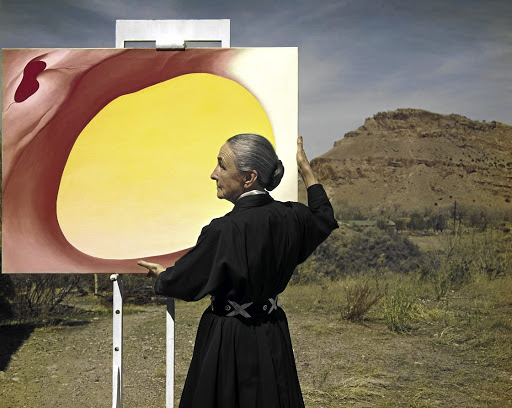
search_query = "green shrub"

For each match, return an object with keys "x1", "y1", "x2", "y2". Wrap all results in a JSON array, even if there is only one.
[
  {"x1": 470, "y1": 230, "x2": 511, "y2": 278},
  {"x1": 383, "y1": 287, "x2": 417, "y2": 333},
  {"x1": 297, "y1": 227, "x2": 424, "y2": 280},
  {"x1": 447, "y1": 258, "x2": 472, "y2": 287}
]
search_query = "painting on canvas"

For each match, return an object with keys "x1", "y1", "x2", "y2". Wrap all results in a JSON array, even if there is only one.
[{"x1": 2, "y1": 47, "x2": 298, "y2": 273}]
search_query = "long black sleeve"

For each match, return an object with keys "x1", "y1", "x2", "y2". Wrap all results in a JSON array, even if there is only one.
[
  {"x1": 295, "y1": 184, "x2": 339, "y2": 264},
  {"x1": 154, "y1": 219, "x2": 230, "y2": 301}
]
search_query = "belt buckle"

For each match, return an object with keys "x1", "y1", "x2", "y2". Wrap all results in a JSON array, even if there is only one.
[{"x1": 226, "y1": 300, "x2": 253, "y2": 318}]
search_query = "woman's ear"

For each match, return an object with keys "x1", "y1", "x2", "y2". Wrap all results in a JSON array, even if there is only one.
[{"x1": 244, "y1": 170, "x2": 259, "y2": 188}]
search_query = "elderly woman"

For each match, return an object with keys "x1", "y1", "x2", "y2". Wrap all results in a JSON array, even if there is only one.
[{"x1": 138, "y1": 134, "x2": 338, "y2": 408}]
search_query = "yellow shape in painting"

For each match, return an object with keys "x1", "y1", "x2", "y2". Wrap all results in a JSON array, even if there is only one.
[{"x1": 57, "y1": 73, "x2": 274, "y2": 259}]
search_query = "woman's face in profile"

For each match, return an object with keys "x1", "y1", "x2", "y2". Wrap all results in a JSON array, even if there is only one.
[{"x1": 210, "y1": 143, "x2": 246, "y2": 203}]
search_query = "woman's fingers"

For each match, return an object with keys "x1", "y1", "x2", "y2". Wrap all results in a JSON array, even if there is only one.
[
  {"x1": 296, "y1": 136, "x2": 318, "y2": 187},
  {"x1": 138, "y1": 260, "x2": 153, "y2": 277},
  {"x1": 297, "y1": 136, "x2": 309, "y2": 167},
  {"x1": 137, "y1": 260, "x2": 148, "y2": 268},
  {"x1": 297, "y1": 136, "x2": 306, "y2": 159},
  {"x1": 138, "y1": 260, "x2": 165, "y2": 277},
  {"x1": 137, "y1": 260, "x2": 153, "y2": 270}
]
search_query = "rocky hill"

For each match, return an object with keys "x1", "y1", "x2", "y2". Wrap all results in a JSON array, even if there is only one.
[{"x1": 310, "y1": 109, "x2": 512, "y2": 216}]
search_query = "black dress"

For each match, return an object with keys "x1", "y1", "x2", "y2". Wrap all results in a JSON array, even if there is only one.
[{"x1": 155, "y1": 184, "x2": 338, "y2": 408}]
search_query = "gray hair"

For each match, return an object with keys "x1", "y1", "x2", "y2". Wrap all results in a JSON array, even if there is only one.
[{"x1": 227, "y1": 133, "x2": 284, "y2": 191}]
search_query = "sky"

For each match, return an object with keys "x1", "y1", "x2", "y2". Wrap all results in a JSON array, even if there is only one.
[{"x1": 1, "y1": 0, "x2": 511, "y2": 158}]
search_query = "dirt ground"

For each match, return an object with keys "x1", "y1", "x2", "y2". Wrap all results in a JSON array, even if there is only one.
[{"x1": 1, "y1": 295, "x2": 511, "y2": 408}]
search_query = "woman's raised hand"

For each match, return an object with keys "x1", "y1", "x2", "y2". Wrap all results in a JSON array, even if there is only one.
[
  {"x1": 137, "y1": 260, "x2": 165, "y2": 278},
  {"x1": 297, "y1": 136, "x2": 318, "y2": 188}
]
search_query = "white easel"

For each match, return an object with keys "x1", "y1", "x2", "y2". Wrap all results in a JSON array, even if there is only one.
[
  {"x1": 110, "y1": 273, "x2": 123, "y2": 408},
  {"x1": 112, "y1": 19, "x2": 231, "y2": 408}
]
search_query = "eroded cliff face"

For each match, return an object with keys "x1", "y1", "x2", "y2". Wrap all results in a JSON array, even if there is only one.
[{"x1": 311, "y1": 109, "x2": 512, "y2": 213}]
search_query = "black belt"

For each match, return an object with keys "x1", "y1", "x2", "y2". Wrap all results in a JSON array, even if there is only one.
[{"x1": 210, "y1": 296, "x2": 280, "y2": 318}]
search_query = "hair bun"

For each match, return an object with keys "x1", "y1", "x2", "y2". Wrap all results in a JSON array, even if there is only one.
[{"x1": 266, "y1": 160, "x2": 284, "y2": 191}]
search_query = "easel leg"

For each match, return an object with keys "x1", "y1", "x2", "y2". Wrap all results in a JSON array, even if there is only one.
[
  {"x1": 166, "y1": 298, "x2": 175, "y2": 408},
  {"x1": 111, "y1": 274, "x2": 123, "y2": 408}
]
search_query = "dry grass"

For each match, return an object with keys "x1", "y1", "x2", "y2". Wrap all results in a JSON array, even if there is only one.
[
  {"x1": 1, "y1": 231, "x2": 511, "y2": 407},
  {"x1": 282, "y1": 269, "x2": 512, "y2": 407},
  {"x1": 1, "y1": 273, "x2": 511, "y2": 407},
  {"x1": 344, "y1": 279, "x2": 383, "y2": 321}
]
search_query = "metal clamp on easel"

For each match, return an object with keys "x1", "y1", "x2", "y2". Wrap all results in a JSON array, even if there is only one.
[{"x1": 156, "y1": 38, "x2": 186, "y2": 51}]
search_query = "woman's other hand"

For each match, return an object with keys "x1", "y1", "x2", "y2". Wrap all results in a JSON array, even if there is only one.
[
  {"x1": 297, "y1": 136, "x2": 318, "y2": 188},
  {"x1": 137, "y1": 260, "x2": 165, "y2": 278}
]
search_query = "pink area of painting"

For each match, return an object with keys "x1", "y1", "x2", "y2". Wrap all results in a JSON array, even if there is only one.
[{"x1": 2, "y1": 48, "x2": 238, "y2": 273}]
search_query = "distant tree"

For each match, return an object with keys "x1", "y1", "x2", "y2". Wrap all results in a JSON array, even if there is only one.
[
  {"x1": 428, "y1": 212, "x2": 447, "y2": 232},
  {"x1": 468, "y1": 208, "x2": 490, "y2": 231},
  {"x1": 395, "y1": 219, "x2": 407, "y2": 233},
  {"x1": 451, "y1": 202, "x2": 468, "y2": 231},
  {"x1": 423, "y1": 207, "x2": 433, "y2": 218},
  {"x1": 407, "y1": 212, "x2": 426, "y2": 231}
]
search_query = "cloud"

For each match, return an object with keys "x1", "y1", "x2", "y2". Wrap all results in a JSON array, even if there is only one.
[
  {"x1": 1, "y1": 0, "x2": 511, "y2": 157},
  {"x1": 298, "y1": 41, "x2": 353, "y2": 98},
  {"x1": 65, "y1": 0, "x2": 178, "y2": 20}
]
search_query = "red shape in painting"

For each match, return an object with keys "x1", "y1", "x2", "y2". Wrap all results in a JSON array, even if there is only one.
[{"x1": 14, "y1": 60, "x2": 47, "y2": 103}]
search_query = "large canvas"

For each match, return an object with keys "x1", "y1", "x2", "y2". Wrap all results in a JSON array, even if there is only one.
[{"x1": 2, "y1": 48, "x2": 298, "y2": 273}]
